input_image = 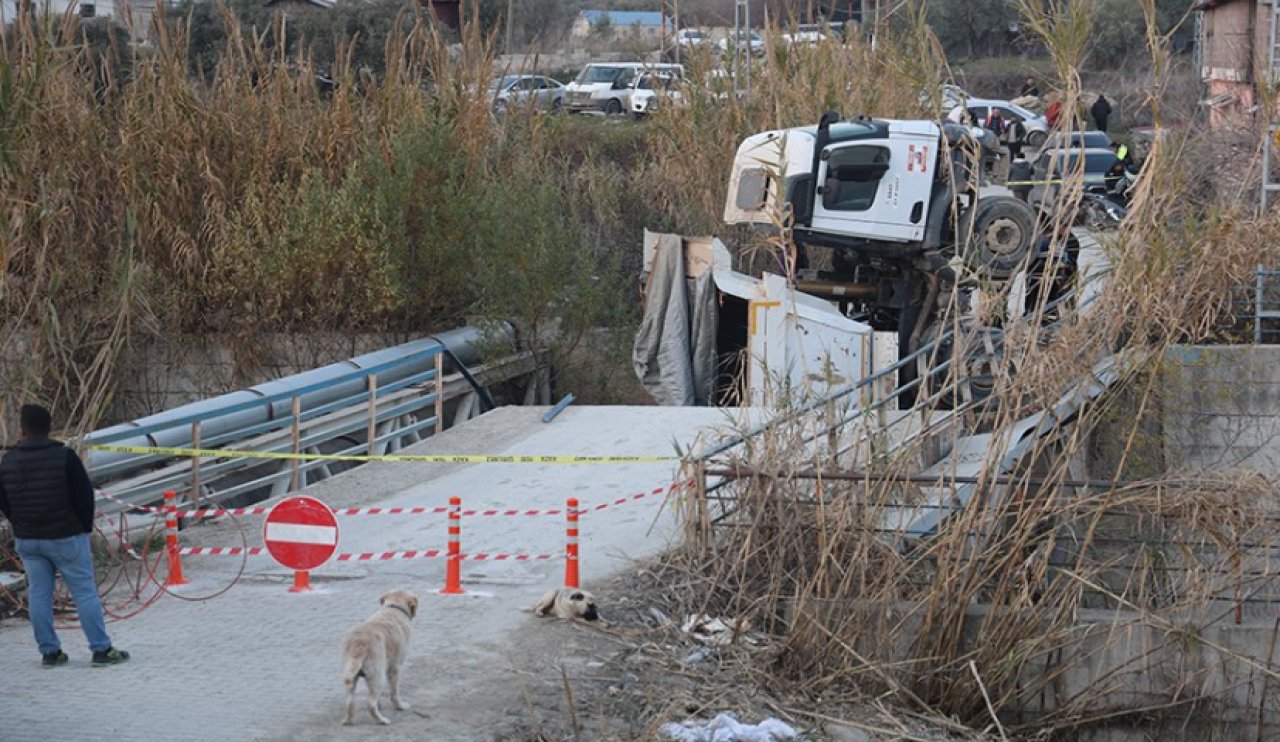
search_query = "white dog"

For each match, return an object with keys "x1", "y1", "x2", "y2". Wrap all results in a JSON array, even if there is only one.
[
  {"x1": 340, "y1": 588, "x2": 418, "y2": 725},
  {"x1": 531, "y1": 587, "x2": 600, "y2": 621}
]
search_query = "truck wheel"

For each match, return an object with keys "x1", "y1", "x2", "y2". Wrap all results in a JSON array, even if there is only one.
[
  {"x1": 605, "y1": 99, "x2": 623, "y2": 116},
  {"x1": 1025, "y1": 130, "x2": 1047, "y2": 149},
  {"x1": 960, "y1": 196, "x2": 1035, "y2": 280}
]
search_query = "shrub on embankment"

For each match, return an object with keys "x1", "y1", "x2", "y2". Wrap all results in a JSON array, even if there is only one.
[{"x1": 0, "y1": 9, "x2": 659, "y2": 435}]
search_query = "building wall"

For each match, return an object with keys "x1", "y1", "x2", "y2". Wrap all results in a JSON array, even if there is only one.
[
  {"x1": 1199, "y1": 0, "x2": 1277, "y2": 129},
  {"x1": 1202, "y1": 0, "x2": 1256, "y2": 82},
  {"x1": 1, "y1": 0, "x2": 117, "y2": 23},
  {"x1": 571, "y1": 15, "x2": 662, "y2": 39}
]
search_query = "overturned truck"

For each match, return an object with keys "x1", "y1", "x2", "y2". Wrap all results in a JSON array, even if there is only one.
[{"x1": 636, "y1": 113, "x2": 1067, "y2": 409}]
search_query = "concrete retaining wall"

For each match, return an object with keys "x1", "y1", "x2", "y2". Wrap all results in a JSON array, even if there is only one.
[{"x1": 1160, "y1": 345, "x2": 1280, "y2": 473}]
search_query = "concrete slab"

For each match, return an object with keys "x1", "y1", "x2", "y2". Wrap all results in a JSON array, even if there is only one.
[{"x1": 0, "y1": 405, "x2": 757, "y2": 741}]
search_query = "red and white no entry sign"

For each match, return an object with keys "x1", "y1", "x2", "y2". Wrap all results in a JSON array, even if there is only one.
[{"x1": 264, "y1": 496, "x2": 339, "y2": 572}]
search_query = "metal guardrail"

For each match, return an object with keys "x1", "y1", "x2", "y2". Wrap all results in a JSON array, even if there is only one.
[{"x1": 87, "y1": 332, "x2": 542, "y2": 516}]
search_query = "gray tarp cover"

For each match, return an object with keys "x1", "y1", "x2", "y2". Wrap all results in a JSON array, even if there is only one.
[{"x1": 633, "y1": 234, "x2": 719, "y2": 406}]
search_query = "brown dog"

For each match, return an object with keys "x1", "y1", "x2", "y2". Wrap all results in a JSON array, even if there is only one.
[
  {"x1": 531, "y1": 587, "x2": 600, "y2": 621},
  {"x1": 340, "y1": 589, "x2": 419, "y2": 725}
]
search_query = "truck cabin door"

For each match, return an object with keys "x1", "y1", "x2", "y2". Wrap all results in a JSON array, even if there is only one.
[{"x1": 810, "y1": 137, "x2": 935, "y2": 244}]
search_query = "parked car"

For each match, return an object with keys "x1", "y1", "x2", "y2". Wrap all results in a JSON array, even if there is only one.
[
  {"x1": 564, "y1": 62, "x2": 683, "y2": 115},
  {"x1": 781, "y1": 23, "x2": 830, "y2": 46},
  {"x1": 630, "y1": 72, "x2": 686, "y2": 118},
  {"x1": 1028, "y1": 147, "x2": 1121, "y2": 215},
  {"x1": 717, "y1": 30, "x2": 765, "y2": 56},
  {"x1": 947, "y1": 97, "x2": 1050, "y2": 148},
  {"x1": 675, "y1": 28, "x2": 711, "y2": 50},
  {"x1": 488, "y1": 75, "x2": 565, "y2": 112},
  {"x1": 1042, "y1": 130, "x2": 1113, "y2": 150}
]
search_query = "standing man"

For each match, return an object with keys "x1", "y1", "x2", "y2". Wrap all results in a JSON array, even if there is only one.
[
  {"x1": 0, "y1": 404, "x2": 129, "y2": 667},
  {"x1": 1091, "y1": 94, "x2": 1113, "y2": 132}
]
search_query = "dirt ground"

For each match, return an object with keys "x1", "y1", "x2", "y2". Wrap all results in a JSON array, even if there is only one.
[{"x1": 295, "y1": 563, "x2": 982, "y2": 742}]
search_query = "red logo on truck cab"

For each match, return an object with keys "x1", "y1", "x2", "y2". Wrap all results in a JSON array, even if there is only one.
[{"x1": 907, "y1": 145, "x2": 929, "y2": 174}]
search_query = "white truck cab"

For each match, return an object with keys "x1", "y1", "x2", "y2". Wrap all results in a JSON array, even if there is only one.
[
  {"x1": 726, "y1": 113, "x2": 1035, "y2": 284},
  {"x1": 726, "y1": 118, "x2": 942, "y2": 246},
  {"x1": 564, "y1": 62, "x2": 684, "y2": 115}
]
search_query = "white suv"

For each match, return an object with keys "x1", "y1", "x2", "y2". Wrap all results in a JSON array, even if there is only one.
[
  {"x1": 630, "y1": 72, "x2": 685, "y2": 118},
  {"x1": 564, "y1": 62, "x2": 684, "y2": 115},
  {"x1": 675, "y1": 29, "x2": 709, "y2": 50}
]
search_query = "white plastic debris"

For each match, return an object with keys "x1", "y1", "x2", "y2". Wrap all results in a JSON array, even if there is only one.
[
  {"x1": 681, "y1": 614, "x2": 748, "y2": 646},
  {"x1": 660, "y1": 713, "x2": 798, "y2": 742}
]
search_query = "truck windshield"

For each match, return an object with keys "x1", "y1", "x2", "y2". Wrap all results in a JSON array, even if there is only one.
[{"x1": 576, "y1": 66, "x2": 627, "y2": 84}]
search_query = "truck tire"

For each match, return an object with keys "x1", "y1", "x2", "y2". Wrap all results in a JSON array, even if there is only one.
[
  {"x1": 960, "y1": 196, "x2": 1036, "y2": 280},
  {"x1": 1024, "y1": 129, "x2": 1047, "y2": 149},
  {"x1": 605, "y1": 99, "x2": 623, "y2": 116}
]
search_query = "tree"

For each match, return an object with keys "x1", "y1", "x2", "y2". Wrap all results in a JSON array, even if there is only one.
[
  {"x1": 926, "y1": 0, "x2": 1020, "y2": 59},
  {"x1": 294, "y1": 0, "x2": 419, "y2": 76},
  {"x1": 590, "y1": 12, "x2": 614, "y2": 40}
]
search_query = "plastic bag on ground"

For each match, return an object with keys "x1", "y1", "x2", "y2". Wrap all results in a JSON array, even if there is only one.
[{"x1": 660, "y1": 713, "x2": 798, "y2": 741}]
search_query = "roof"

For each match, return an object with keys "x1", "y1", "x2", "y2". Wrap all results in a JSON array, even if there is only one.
[
  {"x1": 1190, "y1": 0, "x2": 1244, "y2": 10},
  {"x1": 264, "y1": 0, "x2": 334, "y2": 8},
  {"x1": 579, "y1": 10, "x2": 671, "y2": 28}
]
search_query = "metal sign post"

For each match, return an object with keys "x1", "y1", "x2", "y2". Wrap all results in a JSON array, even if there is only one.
[{"x1": 732, "y1": 0, "x2": 751, "y2": 98}]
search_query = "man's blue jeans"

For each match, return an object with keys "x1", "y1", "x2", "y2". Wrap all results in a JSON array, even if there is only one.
[{"x1": 15, "y1": 533, "x2": 112, "y2": 655}]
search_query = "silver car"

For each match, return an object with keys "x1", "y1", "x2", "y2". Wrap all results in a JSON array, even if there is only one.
[
  {"x1": 488, "y1": 75, "x2": 565, "y2": 113},
  {"x1": 948, "y1": 97, "x2": 1050, "y2": 148}
]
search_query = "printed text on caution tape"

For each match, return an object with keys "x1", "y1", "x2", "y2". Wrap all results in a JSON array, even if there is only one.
[{"x1": 88, "y1": 444, "x2": 676, "y2": 464}]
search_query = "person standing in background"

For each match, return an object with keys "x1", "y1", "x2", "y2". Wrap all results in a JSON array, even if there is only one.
[
  {"x1": 1091, "y1": 94, "x2": 1113, "y2": 132},
  {"x1": 1045, "y1": 95, "x2": 1062, "y2": 127},
  {"x1": 0, "y1": 404, "x2": 129, "y2": 668}
]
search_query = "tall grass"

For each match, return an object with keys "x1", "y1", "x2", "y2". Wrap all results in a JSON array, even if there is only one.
[
  {"x1": 0, "y1": 0, "x2": 965, "y2": 437},
  {"x1": 663, "y1": 3, "x2": 1280, "y2": 738},
  {"x1": 0, "y1": 6, "x2": 657, "y2": 437}
]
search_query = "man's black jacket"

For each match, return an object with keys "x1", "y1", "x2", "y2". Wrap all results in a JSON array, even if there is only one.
[{"x1": 0, "y1": 438, "x2": 95, "y2": 540}]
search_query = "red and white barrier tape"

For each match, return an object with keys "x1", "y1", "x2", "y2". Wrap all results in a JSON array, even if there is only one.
[
  {"x1": 178, "y1": 546, "x2": 559, "y2": 561},
  {"x1": 178, "y1": 546, "x2": 267, "y2": 557},
  {"x1": 335, "y1": 549, "x2": 445, "y2": 561},
  {"x1": 95, "y1": 489, "x2": 163, "y2": 515}
]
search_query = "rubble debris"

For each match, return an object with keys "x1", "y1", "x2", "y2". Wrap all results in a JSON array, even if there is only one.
[{"x1": 681, "y1": 614, "x2": 751, "y2": 646}]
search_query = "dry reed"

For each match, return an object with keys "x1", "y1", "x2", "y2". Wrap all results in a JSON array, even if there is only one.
[{"x1": 664, "y1": 3, "x2": 1280, "y2": 737}]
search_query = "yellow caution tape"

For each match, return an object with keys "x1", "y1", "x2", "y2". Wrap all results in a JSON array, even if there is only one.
[
  {"x1": 1004, "y1": 178, "x2": 1116, "y2": 187},
  {"x1": 88, "y1": 443, "x2": 677, "y2": 464}
]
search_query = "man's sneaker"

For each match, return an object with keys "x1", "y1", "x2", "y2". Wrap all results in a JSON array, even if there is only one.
[
  {"x1": 91, "y1": 647, "x2": 130, "y2": 667},
  {"x1": 41, "y1": 650, "x2": 69, "y2": 668}
]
